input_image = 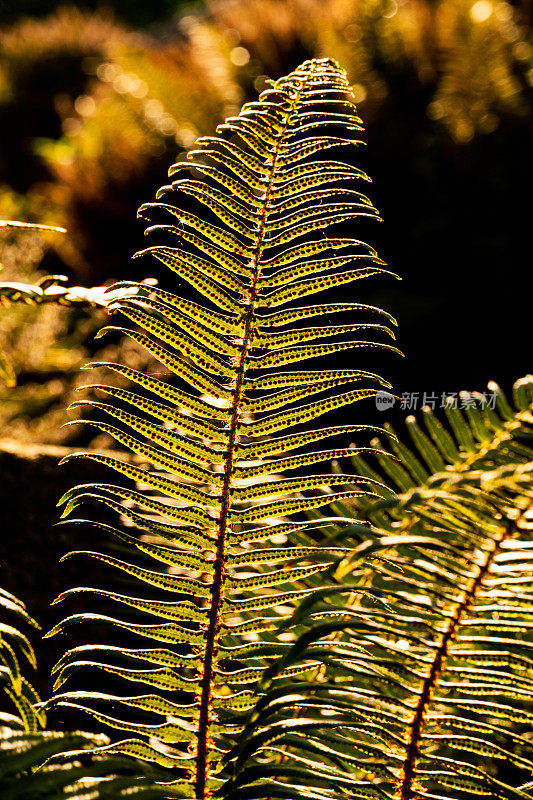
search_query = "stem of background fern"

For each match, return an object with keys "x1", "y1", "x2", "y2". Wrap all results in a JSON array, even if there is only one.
[
  {"x1": 193, "y1": 78, "x2": 308, "y2": 800},
  {"x1": 397, "y1": 507, "x2": 529, "y2": 800},
  {"x1": 457, "y1": 410, "x2": 527, "y2": 472}
]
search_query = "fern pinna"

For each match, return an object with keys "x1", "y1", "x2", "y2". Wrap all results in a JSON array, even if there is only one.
[{"x1": 45, "y1": 58, "x2": 397, "y2": 797}]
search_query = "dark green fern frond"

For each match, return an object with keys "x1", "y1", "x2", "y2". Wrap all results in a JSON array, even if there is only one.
[
  {"x1": 46, "y1": 58, "x2": 398, "y2": 798},
  {"x1": 226, "y1": 380, "x2": 533, "y2": 800},
  {"x1": 0, "y1": 727, "x2": 178, "y2": 800}
]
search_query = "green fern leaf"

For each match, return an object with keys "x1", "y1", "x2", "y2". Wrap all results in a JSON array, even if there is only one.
[{"x1": 51, "y1": 58, "x2": 397, "y2": 798}]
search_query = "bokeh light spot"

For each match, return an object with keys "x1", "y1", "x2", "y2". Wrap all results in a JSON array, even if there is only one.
[
  {"x1": 230, "y1": 46, "x2": 250, "y2": 66},
  {"x1": 74, "y1": 95, "x2": 96, "y2": 118},
  {"x1": 351, "y1": 83, "x2": 367, "y2": 103},
  {"x1": 470, "y1": 1, "x2": 493, "y2": 23}
]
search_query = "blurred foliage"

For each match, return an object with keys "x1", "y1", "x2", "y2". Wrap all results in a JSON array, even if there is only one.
[
  {"x1": 0, "y1": 224, "x2": 156, "y2": 446},
  {"x1": 0, "y1": 0, "x2": 532, "y2": 445},
  {"x1": 2, "y1": 1, "x2": 531, "y2": 274}
]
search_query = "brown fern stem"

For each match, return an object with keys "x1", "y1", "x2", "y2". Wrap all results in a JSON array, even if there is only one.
[
  {"x1": 398, "y1": 519, "x2": 513, "y2": 800},
  {"x1": 193, "y1": 78, "x2": 308, "y2": 800}
]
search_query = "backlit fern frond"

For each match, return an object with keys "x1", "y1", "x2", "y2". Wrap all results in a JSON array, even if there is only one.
[
  {"x1": 0, "y1": 584, "x2": 42, "y2": 733},
  {"x1": 227, "y1": 378, "x2": 533, "y2": 800},
  {"x1": 0, "y1": 583, "x2": 132, "y2": 799},
  {"x1": 348, "y1": 375, "x2": 533, "y2": 531},
  {"x1": 45, "y1": 58, "x2": 397, "y2": 797}
]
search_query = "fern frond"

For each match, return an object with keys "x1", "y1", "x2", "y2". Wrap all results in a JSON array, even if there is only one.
[
  {"x1": 229, "y1": 378, "x2": 533, "y2": 800},
  {"x1": 49, "y1": 58, "x2": 397, "y2": 797},
  {"x1": 350, "y1": 375, "x2": 533, "y2": 531},
  {"x1": 0, "y1": 583, "x2": 164, "y2": 799},
  {"x1": 0, "y1": 584, "x2": 42, "y2": 733}
]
